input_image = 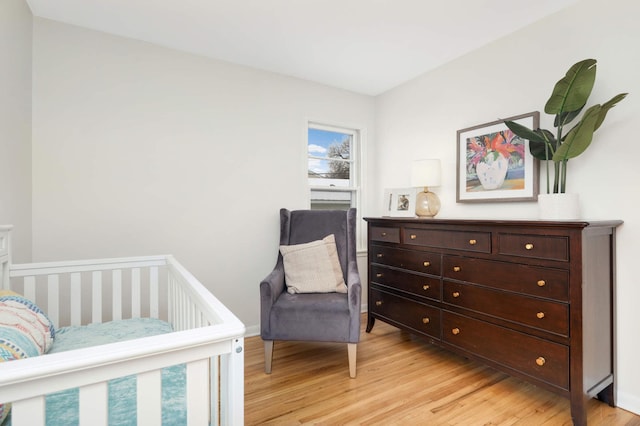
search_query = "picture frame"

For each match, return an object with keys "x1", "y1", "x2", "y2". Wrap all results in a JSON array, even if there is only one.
[
  {"x1": 456, "y1": 111, "x2": 539, "y2": 203},
  {"x1": 383, "y1": 187, "x2": 417, "y2": 217}
]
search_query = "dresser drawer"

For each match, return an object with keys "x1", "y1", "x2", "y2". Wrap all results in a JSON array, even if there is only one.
[
  {"x1": 370, "y1": 288, "x2": 440, "y2": 339},
  {"x1": 498, "y1": 233, "x2": 569, "y2": 261},
  {"x1": 404, "y1": 227, "x2": 491, "y2": 253},
  {"x1": 370, "y1": 245, "x2": 441, "y2": 275},
  {"x1": 442, "y1": 311, "x2": 569, "y2": 390},
  {"x1": 443, "y1": 256, "x2": 569, "y2": 301},
  {"x1": 443, "y1": 282, "x2": 569, "y2": 336},
  {"x1": 371, "y1": 265, "x2": 441, "y2": 302},
  {"x1": 370, "y1": 226, "x2": 400, "y2": 243}
]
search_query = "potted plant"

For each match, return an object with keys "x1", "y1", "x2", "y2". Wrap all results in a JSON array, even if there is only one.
[{"x1": 504, "y1": 58, "x2": 627, "y2": 219}]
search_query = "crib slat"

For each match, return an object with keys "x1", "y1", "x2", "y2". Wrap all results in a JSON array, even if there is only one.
[
  {"x1": 174, "y1": 279, "x2": 180, "y2": 330},
  {"x1": 132, "y1": 267, "x2": 140, "y2": 318},
  {"x1": 192, "y1": 303, "x2": 198, "y2": 329},
  {"x1": 187, "y1": 358, "x2": 210, "y2": 426},
  {"x1": 150, "y1": 266, "x2": 159, "y2": 319},
  {"x1": 169, "y1": 275, "x2": 177, "y2": 328},
  {"x1": 176, "y1": 278, "x2": 183, "y2": 330},
  {"x1": 221, "y1": 338, "x2": 245, "y2": 426},
  {"x1": 70, "y1": 272, "x2": 82, "y2": 326},
  {"x1": 137, "y1": 370, "x2": 162, "y2": 425},
  {"x1": 92, "y1": 271, "x2": 102, "y2": 323},
  {"x1": 23, "y1": 275, "x2": 36, "y2": 301},
  {"x1": 11, "y1": 395, "x2": 45, "y2": 425},
  {"x1": 112, "y1": 269, "x2": 122, "y2": 321},
  {"x1": 178, "y1": 286, "x2": 186, "y2": 331},
  {"x1": 182, "y1": 288, "x2": 189, "y2": 331},
  {"x1": 47, "y1": 275, "x2": 59, "y2": 327},
  {"x1": 210, "y1": 356, "x2": 220, "y2": 424},
  {"x1": 79, "y1": 382, "x2": 108, "y2": 426}
]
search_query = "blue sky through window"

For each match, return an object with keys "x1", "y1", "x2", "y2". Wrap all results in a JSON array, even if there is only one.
[
  {"x1": 308, "y1": 128, "x2": 350, "y2": 178},
  {"x1": 308, "y1": 128, "x2": 349, "y2": 157}
]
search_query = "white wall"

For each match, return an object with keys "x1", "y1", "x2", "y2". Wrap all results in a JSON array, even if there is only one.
[
  {"x1": 0, "y1": 0, "x2": 32, "y2": 262},
  {"x1": 31, "y1": 18, "x2": 375, "y2": 335},
  {"x1": 375, "y1": 0, "x2": 640, "y2": 415}
]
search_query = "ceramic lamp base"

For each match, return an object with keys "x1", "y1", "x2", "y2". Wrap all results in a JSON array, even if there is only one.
[{"x1": 415, "y1": 188, "x2": 440, "y2": 217}]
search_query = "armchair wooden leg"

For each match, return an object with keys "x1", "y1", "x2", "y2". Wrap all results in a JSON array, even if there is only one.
[
  {"x1": 264, "y1": 340, "x2": 274, "y2": 374},
  {"x1": 348, "y1": 343, "x2": 357, "y2": 378}
]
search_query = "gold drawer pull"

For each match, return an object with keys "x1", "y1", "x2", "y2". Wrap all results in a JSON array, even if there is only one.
[
  {"x1": 452, "y1": 328, "x2": 460, "y2": 335},
  {"x1": 375, "y1": 300, "x2": 383, "y2": 306},
  {"x1": 376, "y1": 253, "x2": 383, "y2": 258},
  {"x1": 423, "y1": 261, "x2": 431, "y2": 267},
  {"x1": 537, "y1": 312, "x2": 545, "y2": 319},
  {"x1": 422, "y1": 317, "x2": 430, "y2": 324},
  {"x1": 423, "y1": 284, "x2": 430, "y2": 291},
  {"x1": 410, "y1": 234, "x2": 417, "y2": 240},
  {"x1": 537, "y1": 280, "x2": 546, "y2": 287},
  {"x1": 453, "y1": 266, "x2": 461, "y2": 272},
  {"x1": 376, "y1": 273, "x2": 383, "y2": 278},
  {"x1": 525, "y1": 243, "x2": 534, "y2": 250},
  {"x1": 381, "y1": 232, "x2": 387, "y2": 237},
  {"x1": 452, "y1": 291, "x2": 460, "y2": 298},
  {"x1": 536, "y1": 357, "x2": 546, "y2": 366},
  {"x1": 469, "y1": 239, "x2": 477, "y2": 245}
]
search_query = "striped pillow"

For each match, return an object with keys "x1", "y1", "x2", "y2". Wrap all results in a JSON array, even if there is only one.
[{"x1": 0, "y1": 290, "x2": 56, "y2": 423}]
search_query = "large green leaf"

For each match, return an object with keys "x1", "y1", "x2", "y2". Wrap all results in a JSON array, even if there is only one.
[
  {"x1": 545, "y1": 59, "x2": 597, "y2": 115},
  {"x1": 554, "y1": 107, "x2": 584, "y2": 127},
  {"x1": 593, "y1": 92, "x2": 628, "y2": 130},
  {"x1": 553, "y1": 105, "x2": 601, "y2": 161},
  {"x1": 503, "y1": 120, "x2": 546, "y2": 142},
  {"x1": 529, "y1": 129, "x2": 556, "y2": 160}
]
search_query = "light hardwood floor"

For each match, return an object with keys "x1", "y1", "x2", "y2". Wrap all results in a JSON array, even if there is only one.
[{"x1": 245, "y1": 314, "x2": 640, "y2": 425}]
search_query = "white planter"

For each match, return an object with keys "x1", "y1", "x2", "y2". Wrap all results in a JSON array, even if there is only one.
[{"x1": 538, "y1": 193, "x2": 580, "y2": 220}]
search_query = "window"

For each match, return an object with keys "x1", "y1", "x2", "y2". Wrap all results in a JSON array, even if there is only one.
[{"x1": 307, "y1": 122, "x2": 360, "y2": 211}]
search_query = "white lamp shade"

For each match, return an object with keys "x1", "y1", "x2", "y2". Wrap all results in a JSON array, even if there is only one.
[{"x1": 411, "y1": 159, "x2": 441, "y2": 187}]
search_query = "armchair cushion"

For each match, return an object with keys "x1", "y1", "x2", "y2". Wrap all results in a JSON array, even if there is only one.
[{"x1": 280, "y1": 234, "x2": 347, "y2": 294}]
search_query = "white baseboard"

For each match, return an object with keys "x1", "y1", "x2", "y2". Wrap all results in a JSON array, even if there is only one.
[
  {"x1": 244, "y1": 324, "x2": 260, "y2": 338},
  {"x1": 617, "y1": 390, "x2": 640, "y2": 416}
]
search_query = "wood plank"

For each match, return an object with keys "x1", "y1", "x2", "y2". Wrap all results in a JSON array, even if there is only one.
[{"x1": 245, "y1": 314, "x2": 640, "y2": 425}]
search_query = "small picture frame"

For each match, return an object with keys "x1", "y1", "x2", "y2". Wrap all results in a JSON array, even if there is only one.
[
  {"x1": 383, "y1": 187, "x2": 417, "y2": 217},
  {"x1": 456, "y1": 111, "x2": 540, "y2": 203}
]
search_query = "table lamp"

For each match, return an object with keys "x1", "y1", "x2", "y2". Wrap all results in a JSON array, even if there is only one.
[{"x1": 411, "y1": 159, "x2": 441, "y2": 217}]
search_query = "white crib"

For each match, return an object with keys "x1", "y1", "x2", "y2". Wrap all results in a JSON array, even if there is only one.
[{"x1": 0, "y1": 226, "x2": 245, "y2": 425}]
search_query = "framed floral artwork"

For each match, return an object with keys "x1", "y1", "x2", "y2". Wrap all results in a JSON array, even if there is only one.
[
  {"x1": 456, "y1": 112, "x2": 540, "y2": 203},
  {"x1": 383, "y1": 187, "x2": 417, "y2": 217}
]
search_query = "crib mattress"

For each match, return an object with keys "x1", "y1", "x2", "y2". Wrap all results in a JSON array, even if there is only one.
[{"x1": 4, "y1": 318, "x2": 186, "y2": 426}]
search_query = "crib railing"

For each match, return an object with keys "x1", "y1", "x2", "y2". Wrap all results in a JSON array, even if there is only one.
[
  {"x1": 8, "y1": 256, "x2": 170, "y2": 327},
  {"x1": 0, "y1": 253, "x2": 245, "y2": 425}
]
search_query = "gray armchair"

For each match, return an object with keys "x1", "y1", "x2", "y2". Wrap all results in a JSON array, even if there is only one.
[{"x1": 260, "y1": 208, "x2": 362, "y2": 378}]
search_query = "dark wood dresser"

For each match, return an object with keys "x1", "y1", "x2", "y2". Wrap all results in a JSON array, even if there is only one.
[{"x1": 364, "y1": 217, "x2": 622, "y2": 426}]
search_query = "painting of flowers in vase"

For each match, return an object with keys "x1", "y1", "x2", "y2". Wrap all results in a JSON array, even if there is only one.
[
  {"x1": 467, "y1": 129, "x2": 523, "y2": 190},
  {"x1": 456, "y1": 112, "x2": 539, "y2": 203}
]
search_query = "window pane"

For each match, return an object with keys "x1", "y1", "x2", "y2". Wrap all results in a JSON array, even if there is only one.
[
  {"x1": 308, "y1": 128, "x2": 352, "y2": 187},
  {"x1": 310, "y1": 190, "x2": 352, "y2": 210},
  {"x1": 308, "y1": 159, "x2": 350, "y2": 186}
]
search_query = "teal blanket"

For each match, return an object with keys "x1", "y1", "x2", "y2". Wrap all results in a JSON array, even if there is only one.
[{"x1": 4, "y1": 318, "x2": 186, "y2": 426}]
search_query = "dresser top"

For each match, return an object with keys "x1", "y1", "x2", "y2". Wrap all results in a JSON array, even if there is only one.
[{"x1": 364, "y1": 217, "x2": 623, "y2": 229}]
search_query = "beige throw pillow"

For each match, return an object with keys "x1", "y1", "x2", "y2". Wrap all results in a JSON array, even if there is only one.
[{"x1": 280, "y1": 234, "x2": 347, "y2": 294}]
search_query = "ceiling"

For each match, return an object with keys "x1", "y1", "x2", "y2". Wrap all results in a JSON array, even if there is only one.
[{"x1": 26, "y1": 0, "x2": 578, "y2": 96}]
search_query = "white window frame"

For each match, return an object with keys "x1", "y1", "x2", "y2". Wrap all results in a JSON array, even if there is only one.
[{"x1": 307, "y1": 120, "x2": 365, "y2": 251}]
